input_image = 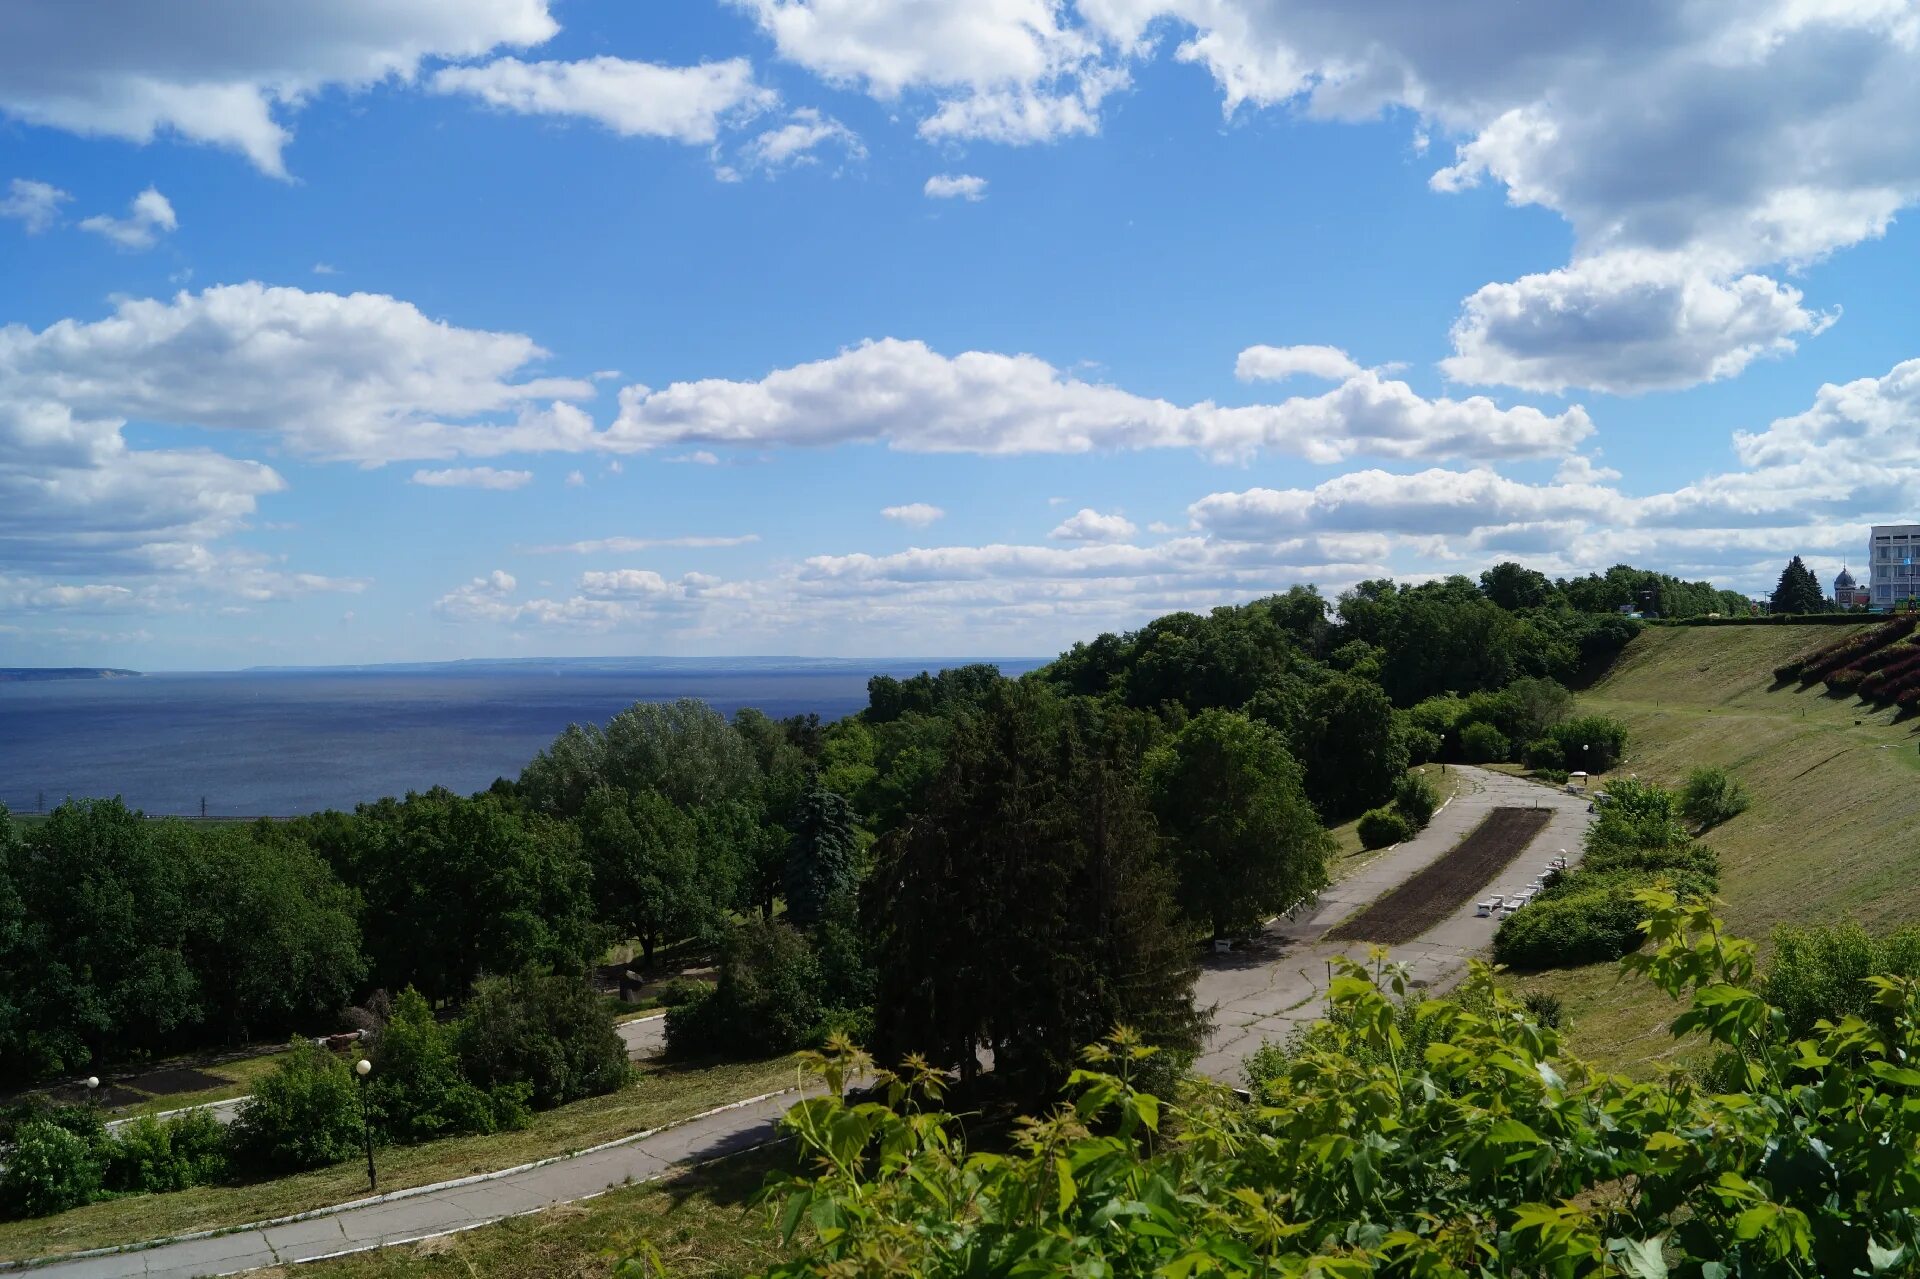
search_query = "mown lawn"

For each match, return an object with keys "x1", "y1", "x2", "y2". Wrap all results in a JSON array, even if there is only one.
[
  {"x1": 0, "y1": 1055, "x2": 806, "y2": 1263},
  {"x1": 1518, "y1": 621, "x2": 1920, "y2": 1076}
]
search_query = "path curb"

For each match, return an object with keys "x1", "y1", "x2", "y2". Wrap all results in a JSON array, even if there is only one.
[{"x1": 2, "y1": 1087, "x2": 800, "y2": 1272}]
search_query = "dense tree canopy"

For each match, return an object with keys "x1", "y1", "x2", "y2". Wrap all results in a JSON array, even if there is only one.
[{"x1": 1770, "y1": 554, "x2": 1828, "y2": 615}]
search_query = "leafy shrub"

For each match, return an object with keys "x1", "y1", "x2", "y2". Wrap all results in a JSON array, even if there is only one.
[
  {"x1": 366, "y1": 987, "x2": 527, "y2": 1140},
  {"x1": 226, "y1": 1041, "x2": 364, "y2": 1174},
  {"x1": 1458, "y1": 721, "x2": 1510, "y2": 764},
  {"x1": 1521, "y1": 737, "x2": 1565, "y2": 771},
  {"x1": 103, "y1": 1109, "x2": 228, "y2": 1193},
  {"x1": 1491, "y1": 886, "x2": 1647, "y2": 969},
  {"x1": 665, "y1": 919, "x2": 825, "y2": 1058},
  {"x1": 1355, "y1": 806, "x2": 1414, "y2": 850},
  {"x1": 1534, "y1": 767, "x2": 1570, "y2": 785},
  {"x1": 1389, "y1": 771, "x2": 1438, "y2": 829},
  {"x1": 455, "y1": 972, "x2": 628, "y2": 1111},
  {"x1": 1763, "y1": 921, "x2": 1920, "y2": 1038},
  {"x1": 1399, "y1": 724, "x2": 1442, "y2": 766},
  {"x1": 1680, "y1": 765, "x2": 1750, "y2": 831},
  {"x1": 1520, "y1": 989, "x2": 1564, "y2": 1029},
  {"x1": 0, "y1": 1118, "x2": 104, "y2": 1219},
  {"x1": 1547, "y1": 714, "x2": 1628, "y2": 773},
  {"x1": 654, "y1": 977, "x2": 711, "y2": 1007}
]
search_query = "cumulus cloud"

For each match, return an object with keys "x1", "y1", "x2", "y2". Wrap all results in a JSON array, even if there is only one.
[
  {"x1": 1443, "y1": 252, "x2": 1837, "y2": 394},
  {"x1": 881, "y1": 502, "x2": 945, "y2": 527},
  {"x1": 607, "y1": 338, "x2": 1590, "y2": 464},
  {"x1": 1050, "y1": 507, "x2": 1136, "y2": 542},
  {"x1": 734, "y1": 0, "x2": 1122, "y2": 143},
  {"x1": 0, "y1": 178, "x2": 70, "y2": 232},
  {"x1": 0, "y1": 0, "x2": 559, "y2": 174},
  {"x1": 434, "y1": 565, "x2": 726, "y2": 628},
  {"x1": 1235, "y1": 344, "x2": 1364, "y2": 383},
  {"x1": 564, "y1": 469, "x2": 585, "y2": 486},
  {"x1": 410, "y1": 465, "x2": 533, "y2": 489},
  {"x1": 924, "y1": 173, "x2": 988, "y2": 201},
  {"x1": 727, "y1": 107, "x2": 864, "y2": 176},
  {"x1": 77, "y1": 186, "x2": 177, "y2": 249},
  {"x1": 0, "y1": 283, "x2": 596, "y2": 464},
  {"x1": 429, "y1": 56, "x2": 774, "y2": 144}
]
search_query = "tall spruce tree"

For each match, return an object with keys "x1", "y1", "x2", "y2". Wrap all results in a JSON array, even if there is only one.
[
  {"x1": 1769, "y1": 556, "x2": 1826, "y2": 615},
  {"x1": 783, "y1": 783, "x2": 859, "y2": 929},
  {"x1": 867, "y1": 682, "x2": 1203, "y2": 1098}
]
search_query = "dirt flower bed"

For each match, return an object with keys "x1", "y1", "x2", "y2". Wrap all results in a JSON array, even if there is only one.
[{"x1": 1327, "y1": 807, "x2": 1551, "y2": 945}]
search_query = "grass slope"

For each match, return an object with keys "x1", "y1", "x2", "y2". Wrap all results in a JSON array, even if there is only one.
[{"x1": 1521, "y1": 621, "x2": 1920, "y2": 1074}]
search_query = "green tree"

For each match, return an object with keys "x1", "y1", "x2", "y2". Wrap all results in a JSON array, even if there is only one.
[
  {"x1": 346, "y1": 790, "x2": 600, "y2": 1001},
  {"x1": 455, "y1": 972, "x2": 628, "y2": 1110},
  {"x1": 1143, "y1": 710, "x2": 1331, "y2": 939},
  {"x1": 1769, "y1": 554, "x2": 1827, "y2": 614},
  {"x1": 578, "y1": 786, "x2": 720, "y2": 966},
  {"x1": 1293, "y1": 673, "x2": 1408, "y2": 819},
  {"x1": 520, "y1": 698, "x2": 761, "y2": 817},
  {"x1": 868, "y1": 684, "x2": 1202, "y2": 1097},
  {"x1": 1479, "y1": 560, "x2": 1556, "y2": 610},
  {"x1": 226, "y1": 1041, "x2": 363, "y2": 1174},
  {"x1": 783, "y1": 783, "x2": 859, "y2": 929}
]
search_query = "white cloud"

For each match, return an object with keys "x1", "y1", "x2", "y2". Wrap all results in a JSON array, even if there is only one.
[
  {"x1": 734, "y1": 0, "x2": 1122, "y2": 143},
  {"x1": 312, "y1": 262, "x2": 338, "y2": 275},
  {"x1": 607, "y1": 338, "x2": 1590, "y2": 464},
  {"x1": 528, "y1": 534, "x2": 761, "y2": 554},
  {"x1": 667, "y1": 450, "x2": 720, "y2": 464},
  {"x1": 77, "y1": 186, "x2": 177, "y2": 250},
  {"x1": 1187, "y1": 469, "x2": 1629, "y2": 540},
  {"x1": 0, "y1": 0, "x2": 559, "y2": 174},
  {"x1": 0, "y1": 283, "x2": 596, "y2": 465},
  {"x1": 410, "y1": 465, "x2": 533, "y2": 489},
  {"x1": 429, "y1": 56, "x2": 774, "y2": 145},
  {"x1": 924, "y1": 173, "x2": 988, "y2": 201},
  {"x1": 881, "y1": 502, "x2": 946, "y2": 527},
  {"x1": 730, "y1": 107, "x2": 864, "y2": 174},
  {"x1": 0, "y1": 178, "x2": 70, "y2": 233},
  {"x1": 1235, "y1": 344, "x2": 1363, "y2": 383},
  {"x1": 1050, "y1": 507, "x2": 1136, "y2": 542},
  {"x1": 434, "y1": 565, "x2": 725, "y2": 628},
  {"x1": 1443, "y1": 252, "x2": 1837, "y2": 394},
  {"x1": 564, "y1": 469, "x2": 585, "y2": 486}
]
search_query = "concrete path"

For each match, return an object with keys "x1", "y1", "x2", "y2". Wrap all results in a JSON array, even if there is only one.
[
  {"x1": 23, "y1": 768, "x2": 1587, "y2": 1276},
  {"x1": 1192, "y1": 765, "x2": 1592, "y2": 1079}
]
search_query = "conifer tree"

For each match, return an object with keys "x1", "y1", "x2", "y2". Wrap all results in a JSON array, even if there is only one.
[{"x1": 1769, "y1": 555, "x2": 1826, "y2": 614}]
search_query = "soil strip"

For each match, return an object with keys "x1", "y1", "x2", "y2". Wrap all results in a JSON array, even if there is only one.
[{"x1": 1327, "y1": 807, "x2": 1553, "y2": 945}]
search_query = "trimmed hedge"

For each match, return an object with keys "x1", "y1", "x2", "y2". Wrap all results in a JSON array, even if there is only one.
[
  {"x1": 1357, "y1": 807, "x2": 1415, "y2": 850},
  {"x1": 1491, "y1": 887, "x2": 1646, "y2": 969},
  {"x1": 1661, "y1": 613, "x2": 1875, "y2": 628}
]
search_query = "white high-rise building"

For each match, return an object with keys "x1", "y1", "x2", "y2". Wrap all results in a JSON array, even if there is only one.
[{"x1": 1868, "y1": 525, "x2": 1920, "y2": 609}]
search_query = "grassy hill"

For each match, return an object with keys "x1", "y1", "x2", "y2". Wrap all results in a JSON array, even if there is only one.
[{"x1": 1525, "y1": 620, "x2": 1920, "y2": 1073}]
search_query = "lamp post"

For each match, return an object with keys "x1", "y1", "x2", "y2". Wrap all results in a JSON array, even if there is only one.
[
  {"x1": 85, "y1": 1076, "x2": 99, "y2": 1112},
  {"x1": 354, "y1": 1057, "x2": 376, "y2": 1192}
]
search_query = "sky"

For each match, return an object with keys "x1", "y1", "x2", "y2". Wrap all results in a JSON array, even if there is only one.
[{"x1": 3, "y1": 0, "x2": 1918, "y2": 670}]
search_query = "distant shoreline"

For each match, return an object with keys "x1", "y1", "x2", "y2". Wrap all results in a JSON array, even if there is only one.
[{"x1": 0, "y1": 667, "x2": 141, "y2": 682}]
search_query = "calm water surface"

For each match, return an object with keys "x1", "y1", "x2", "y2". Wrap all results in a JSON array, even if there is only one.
[{"x1": 0, "y1": 662, "x2": 1040, "y2": 816}]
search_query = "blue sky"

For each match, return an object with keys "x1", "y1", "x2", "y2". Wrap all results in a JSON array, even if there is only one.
[{"x1": 3, "y1": 0, "x2": 1917, "y2": 669}]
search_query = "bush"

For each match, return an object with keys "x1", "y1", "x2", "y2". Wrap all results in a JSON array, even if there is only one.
[
  {"x1": 1399, "y1": 724, "x2": 1442, "y2": 766},
  {"x1": 1548, "y1": 715, "x2": 1628, "y2": 773},
  {"x1": 1763, "y1": 921, "x2": 1920, "y2": 1038},
  {"x1": 1680, "y1": 766, "x2": 1750, "y2": 831},
  {"x1": 1534, "y1": 767, "x2": 1570, "y2": 785},
  {"x1": 1520, "y1": 990, "x2": 1564, "y2": 1029},
  {"x1": 1390, "y1": 772, "x2": 1438, "y2": 830},
  {"x1": 226, "y1": 1041, "x2": 365, "y2": 1174},
  {"x1": 655, "y1": 977, "x2": 711, "y2": 1007},
  {"x1": 1492, "y1": 887, "x2": 1647, "y2": 969},
  {"x1": 367, "y1": 987, "x2": 528, "y2": 1141},
  {"x1": 103, "y1": 1109, "x2": 228, "y2": 1194},
  {"x1": 456, "y1": 972, "x2": 628, "y2": 1111},
  {"x1": 1458, "y1": 721, "x2": 1510, "y2": 764},
  {"x1": 0, "y1": 1118, "x2": 104, "y2": 1219},
  {"x1": 665, "y1": 920, "x2": 825, "y2": 1058},
  {"x1": 1521, "y1": 737, "x2": 1565, "y2": 771},
  {"x1": 1355, "y1": 807, "x2": 1414, "y2": 850}
]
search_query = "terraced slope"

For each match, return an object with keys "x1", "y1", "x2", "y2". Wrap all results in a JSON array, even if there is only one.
[{"x1": 1527, "y1": 620, "x2": 1920, "y2": 1072}]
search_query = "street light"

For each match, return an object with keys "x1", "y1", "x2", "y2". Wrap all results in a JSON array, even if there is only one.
[
  {"x1": 84, "y1": 1076, "x2": 99, "y2": 1113},
  {"x1": 354, "y1": 1058, "x2": 377, "y2": 1192}
]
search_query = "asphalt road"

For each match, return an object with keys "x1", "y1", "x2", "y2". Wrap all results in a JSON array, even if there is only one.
[{"x1": 23, "y1": 767, "x2": 1588, "y2": 1277}]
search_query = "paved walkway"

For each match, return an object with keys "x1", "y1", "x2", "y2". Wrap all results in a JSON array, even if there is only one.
[
  {"x1": 24, "y1": 767, "x2": 1588, "y2": 1276},
  {"x1": 1193, "y1": 765, "x2": 1592, "y2": 1078}
]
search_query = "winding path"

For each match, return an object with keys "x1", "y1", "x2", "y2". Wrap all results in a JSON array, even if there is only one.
[{"x1": 18, "y1": 767, "x2": 1589, "y2": 1278}]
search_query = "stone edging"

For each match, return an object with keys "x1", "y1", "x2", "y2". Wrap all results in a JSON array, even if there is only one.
[{"x1": 2, "y1": 1086, "x2": 800, "y2": 1272}]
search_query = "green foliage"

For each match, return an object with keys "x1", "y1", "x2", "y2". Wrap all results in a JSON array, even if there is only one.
[
  {"x1": 455, "y1": 972, "x2": 628, "y2": 1111},
  {"x1": 103, "y1": 1109, "x2": 228, "y2": 1194},
  {"x1": 1459, "y1": 719, "x2": 1512, "y2": 763},
  {"x1": 655, "y1": 976, "x2": 710, "y2": 1007},
  {"x1": 520, "y1": 698, "x2": 762, "y2": 817},
  {"x1": 1548, "y1": 713, "x2": 1629, "y2": 773},
  {"x1": 868, "y1": 681, "x2": 1202, "y2": 1098},
  {"x1": 371, "y1": 988, "x2": 494, "y2": 1141},
  {"x1": 782, "y1": 784, "x2": 860, "y2": 929},
  {"x1": 0, "y1": 1118, "x2": 104, "y2": 1220},
  {"x1": 226, "y1": 1040, "x2": 365, "y2": 1174},
  {"x1": 1356, "y1": 806, "x2": 1415, "y2": 850},
  {"x1": 1681, "y1": 765, "x2": 1752, "y2": 831},
  {"x1": 750, "y1": 897, "x2": 1920, "y2": 1279},
  {"x1": 1143, "y1": 709, "x2": 1330, "y2": 938},
  {"x1": 1763, "y1": 921, "x2": 1920, "y2": 1038},
  {"x1": 1390, "y1": 770, "x2": 1439, "y2": 829},
  {"x1": 666, "y1": 919, "x2": 826, "y2": 1059},
  {"x1": 1770, "y1": 553, "x2": 1828, "y2": 615},
  {"x1": 579, "y1": 785, "x2": 728, "y2": 965},
  {"x1": 1523, "y1": 736, "x2": 1566, "y2": 770},
  {"x1": 1295, "y1": 672, "x2": 1408, "y2": 819},
  {"x1": 1492, "y1": 885, "x2": 1647, "y2": 968}
]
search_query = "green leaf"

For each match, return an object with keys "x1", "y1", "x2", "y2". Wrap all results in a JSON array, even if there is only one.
[
  {"x1": 1610, "y1": 1236, "x2": 1669, "y2": 1279},
  {"x1": 1869, "y1": 1238, "x2": 1908, "y2": 1272}
]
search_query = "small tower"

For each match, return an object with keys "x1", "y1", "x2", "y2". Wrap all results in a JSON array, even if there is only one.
[{"x1": 1834, "y1": 564, "x2": 1858, "y2": 607}]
